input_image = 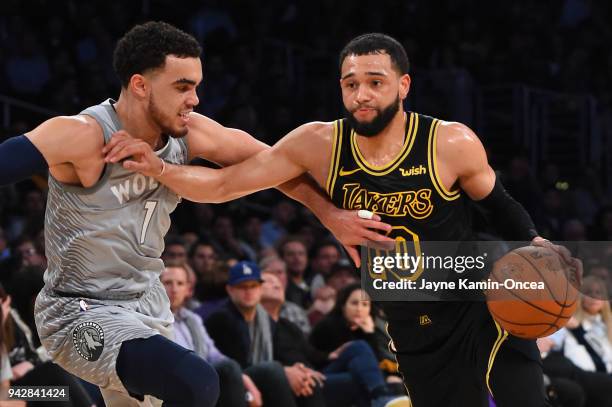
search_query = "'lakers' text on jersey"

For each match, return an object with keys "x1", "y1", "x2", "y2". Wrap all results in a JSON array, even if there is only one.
[{"x1": 326, "y1": 112, "x2": 472, "y2": 245}]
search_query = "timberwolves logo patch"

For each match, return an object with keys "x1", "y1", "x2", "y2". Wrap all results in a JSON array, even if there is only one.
[{"x1": 72, "y1": 322, "x2": 104, "y2": 361}]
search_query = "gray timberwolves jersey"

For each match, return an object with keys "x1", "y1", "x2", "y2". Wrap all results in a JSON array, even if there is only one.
[{"x1": 43, "y1": 99, "x2": 188, "y2": 298}]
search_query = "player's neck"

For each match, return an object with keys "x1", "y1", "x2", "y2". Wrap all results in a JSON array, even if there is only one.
[
  {"x1": 354, "y1": 111, "x2": 406, "y2": 164},
  {"x1": 114, "y1": 94, "x2": 165, "y2": 150}
]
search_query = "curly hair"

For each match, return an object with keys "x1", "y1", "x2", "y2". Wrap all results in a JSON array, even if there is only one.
[{"x1": 113, "y1": 21, "x2": 202, "y2": 88}]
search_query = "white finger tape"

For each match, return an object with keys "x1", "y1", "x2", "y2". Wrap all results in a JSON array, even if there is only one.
[{"x1": 357, "y1": 210, "x2": 374, "y2": 220}]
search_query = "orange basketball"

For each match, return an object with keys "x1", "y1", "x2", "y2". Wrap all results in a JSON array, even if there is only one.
[{"x1": 485, "y1": 245, "x2": 579, "y2": 339}]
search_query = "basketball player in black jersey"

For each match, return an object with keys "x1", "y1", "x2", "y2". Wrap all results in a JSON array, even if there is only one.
[{"x1": 105, "y1": 33, "x2": 582, "y2": 407}]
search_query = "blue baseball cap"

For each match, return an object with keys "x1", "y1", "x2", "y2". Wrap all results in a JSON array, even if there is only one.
[{"x1": 227, "y1": 261, "x2": 263, "y2": 286}]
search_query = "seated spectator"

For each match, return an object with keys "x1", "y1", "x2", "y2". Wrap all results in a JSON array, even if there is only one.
[
  {"x1": 310, "y1": 283, "x2": 390, "y2": 362},
  {"x1": 260, "y1": 271, "x2": 410, "y2": 407},
  {"x1": 205, "y1": 261, "x2": 319, "y2": 407},
  {"x1": 261, "y1": 200, "x2": 296, "y2": 248},
  {"x1": 0, "y1": 310, "x2": 25, "y2": 407},
  {"x1": 13, "y1": 236, "x2": 46, "y2": 270},
  {"x1": 566, "y1": 276, "x2": 612, "y2": 373},
  {"x1": 6, "y1": 265, "x2": 45, "y2": 346},
  {"x1": 277, "y1": 236, "x2": 311, "y2": 309},
  {"x1": 538, "y1": 330, "x2": 612, "y2": 407},
  {"x1": 536, "y1": 337, "x2": 586, "y2": 407},
  {"x1": 260, "y1": 257, "x2": 311, "y2": 335},
  {"x1": 239, "y1": 215, "x2": 264, "y2": 262},
  {"x1": 161, "y1": 261, "x2": 262, "y2": 407},
  {"x1": 181, "y1": 231, "x2": 199, "y2": 253},
  {"x1": 308, "y1": 240, "x2": 341, "y2": 296},
  {"x1": 325, "y1": 261, "x2": 359, "y2": 293},
  {"x1": 190, "y1": 241, "x2": 218, "y2": 279},
  {"x1": 161, "y1": 235, "x2": 188, "y2": 264},
  {"x1": 307, "y1": 285, "x2": 336, "y2": 327},
  {"x1": 189, "y1": 241, "x2": 222, "y2": 303},
  {"x1": 192, "y1": 262, "x2": 229, "y2": 321},
  {"x1": 209, "y1": 215, "x2": 250, "y2": 261},
  {"x1": 176, "y1": 260, "x2": 201, "y2": 311},
  {"x1": 587, "y1": 264, "x2": 611, "y2": 303}
]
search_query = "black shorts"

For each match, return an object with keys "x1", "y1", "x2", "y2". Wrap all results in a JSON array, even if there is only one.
[{"x1": 384, "y1": 301, "x2": 551, "y2": 407}]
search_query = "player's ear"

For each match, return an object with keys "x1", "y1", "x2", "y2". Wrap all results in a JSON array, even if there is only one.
[
  {"x1": 129, "y1": 74, "x2": 148, "y2": 99},
  {"x1": 399, "y1": 73, "x2": 411, "y2": 100}
]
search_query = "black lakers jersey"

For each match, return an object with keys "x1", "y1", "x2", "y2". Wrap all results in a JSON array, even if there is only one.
[
  {"x1": 326, "y1": 111, "x2": 472, "y2": 244},
  {"x1": 326, "y1": 112, "x2": 476, "y2": 320}
]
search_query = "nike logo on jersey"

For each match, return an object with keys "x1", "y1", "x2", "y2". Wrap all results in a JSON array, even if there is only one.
[
  {"x1": 110, "y1": 174, "x2": 159, "y2": 205},
  {"x1": 338, "y1": 167, "x2": 362, "y2": 177},
  {"x1": 399, "y1": 165, "x2": 426, "y2": 177}
]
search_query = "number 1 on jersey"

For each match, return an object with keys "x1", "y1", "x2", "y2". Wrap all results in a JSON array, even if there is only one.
[{"x1": 140, "y1": 201, "x2": 158, "y2": 244}]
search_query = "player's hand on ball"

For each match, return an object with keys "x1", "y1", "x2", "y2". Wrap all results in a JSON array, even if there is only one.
[
  {"x1": 531, "y1": 236, "x2": 583, "y2": 287},
  {"x1": 322, "y1": 208, "x2": 393, "y2": 267},
  {"x1": 103, "y1": 130, "x2": 164, "y2": 177}
]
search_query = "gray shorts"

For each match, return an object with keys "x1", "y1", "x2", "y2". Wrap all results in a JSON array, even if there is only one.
[{"x1": 34, "y1": 279, "x2": 173, "y2": 393}]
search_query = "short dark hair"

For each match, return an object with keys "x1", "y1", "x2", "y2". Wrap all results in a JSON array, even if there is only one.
[
  {"x1": 311, "y1": 239, "x2": 340, "y2": 258},
  {"x1": 188, "y1": 239, "x2": 215, "y2": 259},
  {"x1": 164, "y1": 234, "x2": 186, "y2": 248},
  {"x1": 339, "y1": 33, "x2": 410, "y2": 75},
  {"x1": 113, "y1": 21, "x2": 202, "y2": 88},
  {"x1": 277, "y1": 235, "x2": 307, "y2": 258}
]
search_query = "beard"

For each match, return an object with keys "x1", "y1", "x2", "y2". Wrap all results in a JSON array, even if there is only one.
[
  {"x1": 148, "y1": 92, "x2": 188, "y2": 139},
  {"x1": 344, "y1": 95, "x2": 401, "y2": 137}
]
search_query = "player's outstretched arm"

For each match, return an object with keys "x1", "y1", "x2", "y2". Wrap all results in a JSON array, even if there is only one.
[
  {"x1": 0, "y1": 116, "x2": 101, "y2": 186},
  {"x1": 180, "y1": 114, "x2": 393, "y2": 253},
  {"x1": 104, "y1": 124, "x2": 314, "y2": 203},
  {"x1": 104, "y1": 123, "x2": 393, "y2": 265}
]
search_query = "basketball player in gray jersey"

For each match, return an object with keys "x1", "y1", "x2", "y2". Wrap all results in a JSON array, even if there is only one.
[{"x1": 0, "y1": 22, "x2": 392, "y2": 406}]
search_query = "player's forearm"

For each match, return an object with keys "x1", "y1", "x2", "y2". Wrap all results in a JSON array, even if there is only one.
[
  {"x1": 155, "y1": 162, "x2": 233, "y2": 203},
  {"x1": 475, "y1": 177, "x2": 538, "y2": 241},
  {"x1": 276, "y1": 174, "x2": 337, "y2": 227}
]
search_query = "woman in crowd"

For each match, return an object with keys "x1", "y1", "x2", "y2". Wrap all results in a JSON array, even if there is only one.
[
  {"x1": 566, "y1": 276, "x2": 612, "y2": 373},
  {"x1": 309, "y1": 283, "x2": 396, "y2": 369}
]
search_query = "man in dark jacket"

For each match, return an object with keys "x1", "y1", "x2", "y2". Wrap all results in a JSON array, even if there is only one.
[{"x1": 205, "y1": 261, "x2": 324, "y2": 407}]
